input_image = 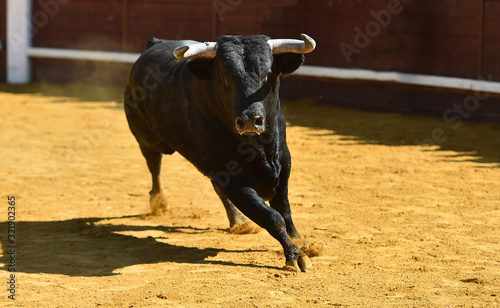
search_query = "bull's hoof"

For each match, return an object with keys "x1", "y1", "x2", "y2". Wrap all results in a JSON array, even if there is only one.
[
  {"x1": 150, "y1": 193, "x2": 168, "y2": 215},
  {"x1": 298, "y1": 255, "x2": 313, "y2": 270},
  {"x1": 229, "y1": 221, "x2": 261, "y2": 234},
  {"x1": 284, "y1": 255, "x2": 312, "y2": 272}
]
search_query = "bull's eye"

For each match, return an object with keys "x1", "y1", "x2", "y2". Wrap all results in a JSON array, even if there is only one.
[{"x1": 220, "y1": 76, "x2": 229, "y2": 87}]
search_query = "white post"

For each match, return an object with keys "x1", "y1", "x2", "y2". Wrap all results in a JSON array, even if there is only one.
[{"x1": 7, "y1": 0, "x2": 32, "y2": 84}]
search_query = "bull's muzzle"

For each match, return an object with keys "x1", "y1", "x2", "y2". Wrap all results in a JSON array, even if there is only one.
[{"x1": 235, "y1": 115, "x2": 265, "y2": 136}]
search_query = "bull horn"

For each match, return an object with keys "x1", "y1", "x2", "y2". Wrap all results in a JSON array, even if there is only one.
[
  {"x1": 267, "y1": 33, "x2": 316, "y2": 54},
  {"x1": 174, "y1": 42, "x2": 217, "y2": 60}
]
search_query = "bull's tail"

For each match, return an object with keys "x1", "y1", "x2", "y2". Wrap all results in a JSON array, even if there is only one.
[{"x1": 146, "y1": 37, "x2": 161, "y2": 50}]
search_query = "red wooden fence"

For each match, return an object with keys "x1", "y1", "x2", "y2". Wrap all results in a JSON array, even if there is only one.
[{"x1": 30, "y1": 0, "x2": 500, "y2": 81}]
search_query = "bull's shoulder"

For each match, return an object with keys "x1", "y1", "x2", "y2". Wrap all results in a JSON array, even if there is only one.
[
  {"x1": 132, "y1": 38, "x2": 201, "y2": 73},
  {"x1": 129, "y1": 38, "x2": 196, "y2": 84}
]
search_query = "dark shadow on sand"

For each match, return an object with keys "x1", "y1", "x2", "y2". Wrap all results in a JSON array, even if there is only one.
[
  {"x1": 0, "y1": 216, "x2": 278, "y2": 277},
  {"x1": 282, "y1": 99, "x2": 500, "y2": 166}
]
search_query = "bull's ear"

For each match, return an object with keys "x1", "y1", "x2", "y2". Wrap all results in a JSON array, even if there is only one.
[
  {"x1": 187, "y1": 59, "x2": 212, "y2": 80},
  {"x1": 274, "y1": 53, "x2": 305, "y2": 75}
]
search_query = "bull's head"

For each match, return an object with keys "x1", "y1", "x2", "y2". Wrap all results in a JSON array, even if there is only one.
[{"x1": 173, "y1": 34, "x2": 316, "y2": 136}]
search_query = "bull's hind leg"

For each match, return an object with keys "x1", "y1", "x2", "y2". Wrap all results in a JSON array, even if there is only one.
[
  {"x1": 212, "y1": 181, "x2": 260, "y2": 234},
  {"x1": 140, "y1": 145, "x2": 168, "y2": 215}
]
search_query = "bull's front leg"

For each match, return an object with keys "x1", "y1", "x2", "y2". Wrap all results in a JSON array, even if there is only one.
[
  {"x1": 269, "y1": 152, "x2": 310, "y2": 249},
  {"x1": 224, "y1": 186, "x2": 312, "y2": 271}
]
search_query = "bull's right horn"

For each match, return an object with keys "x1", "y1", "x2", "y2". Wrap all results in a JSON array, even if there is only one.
[
  {"x1": 174, "y1": 42, "x2": 217, "y2": 60},
  {"x1": 267, "y1": 33, "x2": 316, "y2": 55}
]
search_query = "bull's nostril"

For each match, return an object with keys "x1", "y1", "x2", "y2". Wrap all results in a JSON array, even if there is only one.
[
  {"x1": 235, "y1": 118, "x2": 245, "y2": 130},
  {"x1": 254, "y1": 117, "x2": 264, "y2": 127}
]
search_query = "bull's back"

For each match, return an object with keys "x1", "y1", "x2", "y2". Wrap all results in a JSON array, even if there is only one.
[{"x1": 125, "y1": 38, "x2": 198, "y2": 153}]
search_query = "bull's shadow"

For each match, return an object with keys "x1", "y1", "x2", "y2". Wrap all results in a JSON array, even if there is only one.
[{"x1": 0, "y1": 217, "x2": 273, "y2": 277}]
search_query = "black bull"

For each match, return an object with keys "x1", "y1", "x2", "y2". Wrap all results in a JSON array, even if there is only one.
[{"x1": 124, "y1": 34, "x2": 316, "y2": 271}]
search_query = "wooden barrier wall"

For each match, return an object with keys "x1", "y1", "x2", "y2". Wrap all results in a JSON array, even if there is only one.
[{"x1": 30, "y1": 0, "x2": 500, "y2": 81}]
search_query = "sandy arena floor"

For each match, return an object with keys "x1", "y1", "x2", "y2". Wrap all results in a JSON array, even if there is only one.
[{"x1": 0, "y1": 83, "x2": 499, "y2": 307}]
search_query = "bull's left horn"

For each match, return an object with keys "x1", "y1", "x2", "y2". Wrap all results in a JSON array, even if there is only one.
[
  {"x1": 267, "y1": 33, "x2": 316, "y2": 55},
  {"x1": 173, "y1": 42, "x2": 217, "y2": 60}
]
